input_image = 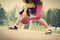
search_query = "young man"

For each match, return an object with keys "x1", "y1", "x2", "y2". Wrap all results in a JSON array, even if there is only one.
[{"x1": 9, "y1": 0, "x2": 52, "y2": 34}]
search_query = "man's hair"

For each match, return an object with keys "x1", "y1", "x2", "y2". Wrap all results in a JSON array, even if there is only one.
[
  {"x1": 24, "y1": 0, "x2": 42, "y2": 4},
  {"x1": 24, "y1": 0, "x2": 29, "y2": 3}
]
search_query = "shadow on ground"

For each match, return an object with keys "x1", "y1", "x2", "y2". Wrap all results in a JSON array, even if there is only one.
[{"x1": 0, "y1": 27, "x2": 60, "y2": 40}]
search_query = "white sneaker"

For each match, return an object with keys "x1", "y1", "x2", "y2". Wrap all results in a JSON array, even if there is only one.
[
  {"x1": 8, "y1": 25, "x2": 18, "y2": 30},
  {"x1": 45, "y1": 29, "x2": 52, "y2": 34}
]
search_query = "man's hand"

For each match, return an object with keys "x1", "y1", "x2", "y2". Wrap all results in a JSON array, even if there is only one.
[{"x1": 29, "y1": 14, "x2": 35, "y2": 19}]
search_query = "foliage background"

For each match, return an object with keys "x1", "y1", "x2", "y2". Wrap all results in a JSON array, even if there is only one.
[{"x1": 0, "y1": 0, "x2": 60, "y2": 34}]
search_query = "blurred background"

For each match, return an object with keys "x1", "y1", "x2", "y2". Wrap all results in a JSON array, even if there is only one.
[{"x1": 0, "y1": 0, "x2": 60, "y2": 34}]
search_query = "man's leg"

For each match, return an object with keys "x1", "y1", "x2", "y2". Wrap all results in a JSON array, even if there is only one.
[
  {"x1": 9, "y1": 14, "x2": 22, "y2": 30},
  {"x1": 14, "y1": 14, "x2": 22, "y2": 26},
  {"x1": 38, "y1": 18, "x2": 48, "y2": 28},
  {"x1": 38, "y1": 18, "x2": 52, "y2": 34}
]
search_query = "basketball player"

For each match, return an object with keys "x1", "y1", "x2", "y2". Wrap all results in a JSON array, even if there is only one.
[{"x1": 9, "y1": 0, "x2": 52, "y2": 34}]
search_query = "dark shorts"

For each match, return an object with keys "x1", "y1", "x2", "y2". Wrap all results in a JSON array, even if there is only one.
[
  {"x1": 19, "y1": 4, "x2": 42, "y2": 19},
  {"x1": 19, "y1": 6, "x2": 37, "y2": 16}
]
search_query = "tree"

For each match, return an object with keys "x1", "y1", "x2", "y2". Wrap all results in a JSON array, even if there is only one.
[
  {"x1": 0, "y1": 4, "x2": 7, "y2": 25},
  {"x1": 56, "y1": 9, "x2": 60, "y2": 27},
  {"x1": 46, "y1": 9, "x2": 52, "y2": 25},
  {"x1": 46, "y1": 8, "x2": 60, "y2": 28},
  {"x1": 9, "y1": 5, "x2": 17, "y2": 23}
]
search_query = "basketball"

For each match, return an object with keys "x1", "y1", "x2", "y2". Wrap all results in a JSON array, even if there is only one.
[{"x1": 21, "y1": 17, "x2": 30, "y2": 24}]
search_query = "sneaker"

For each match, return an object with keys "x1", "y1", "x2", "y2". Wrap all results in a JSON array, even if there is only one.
[
  {"x1": 8, "y1": 25, "x2": 18, "y2": 30},
  {"x1": 45, "y1": 29, "x2": 52, "y2": 34}
]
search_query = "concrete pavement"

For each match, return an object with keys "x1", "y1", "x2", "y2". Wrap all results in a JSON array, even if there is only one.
[{"x1": 0, "y1": 27, "x2": 60, "y2": 40}]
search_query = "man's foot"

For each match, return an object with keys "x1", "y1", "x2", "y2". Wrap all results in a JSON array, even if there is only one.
[
  {"x1": 45, "y1": 29, "x2": 52, "y2": 34},
  {"x1": 8, "y1": 25, "x2": 18, "y2": 30}
]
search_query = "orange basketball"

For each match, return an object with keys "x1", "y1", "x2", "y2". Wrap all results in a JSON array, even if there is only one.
[{"x1": 21, "y1": 17, "x2": 30, "y2": 24}]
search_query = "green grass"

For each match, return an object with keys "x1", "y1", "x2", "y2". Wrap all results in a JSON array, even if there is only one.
[
  {"x1": 0, "y1": 24, "x2": 60, "y2": 34},
  {"x1": 52, "y1": 28, "x2": 60, "y2": 34}
]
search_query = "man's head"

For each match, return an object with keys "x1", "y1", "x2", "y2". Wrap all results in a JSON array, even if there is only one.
[
  {"x1": 23, "y1": 0, "x2": 42, "y2": 5},
  {"x1": 23, "y1": 0, "x2": 29, "y2": 3}
]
